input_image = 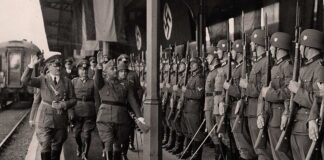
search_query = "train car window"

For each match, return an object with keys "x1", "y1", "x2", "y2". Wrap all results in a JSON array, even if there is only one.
[{"x1": 7, "y1": 51, "x2": 22, "y2": 87}]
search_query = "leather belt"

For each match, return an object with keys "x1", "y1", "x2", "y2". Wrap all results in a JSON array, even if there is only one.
[
  {"x1": 77, "y1": 98, "x2": 94, "y2": 101},
  {"x1": 205, "y1": 93, "x2": 213, "y2": 97},
  {"x1": 101, "y1": 100, "x2": 126, "y2": 106},
  {"x1": 214, "y1": 91, "x2": 222, "y2": 96}
]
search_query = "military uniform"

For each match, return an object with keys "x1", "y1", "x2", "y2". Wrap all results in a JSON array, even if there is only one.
[
  {"x1": 21, "y1": 53, "x2": 76, "y2": 160},
  {"x1": 263, "y1": 32, "x2": 293, "y2": 160},
  {"x1": 71, "y1": 59, "x2": 98, "y2": 159},
  {"x1": 63, "y1": 58, "x2": 78, "y2": 80},
  {"x1": 245, "y1": 29, "x2": 273, "y2": 160},
  {"x1": 88, "y1": 56, "x2": 97, "y2": 79},
  {"x1": 183, "y1": 57, "x2": 205, "y2": 160},
  {"x1": 290, "y1": 29, "x2": 324, "y2": 160},
  {"x1": 95, "y1": 60, "x2": 142, "y2": 160},
  {"x1": 227, "y1": 40, "x2": 257, "y2": 160}
]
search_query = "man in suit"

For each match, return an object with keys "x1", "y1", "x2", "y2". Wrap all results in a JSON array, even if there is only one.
[{"x1": 21, "y1": 52, "x2": 76, "y2": 160}]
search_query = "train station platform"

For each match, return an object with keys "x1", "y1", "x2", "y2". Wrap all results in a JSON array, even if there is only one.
[{"x1": 25, "y1": 128, "x2": 215, "y2": 160}]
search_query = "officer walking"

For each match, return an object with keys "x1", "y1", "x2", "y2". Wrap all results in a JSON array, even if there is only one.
[
  {"x1": 71, "y1": 59, "x2": 99, "y2": 160},
  {"x1": 259, "y1": 32, "x2": 293, "y2": 160},
  {"x1": 117, "y1": 54, "x2": 142, "y2": 159},
  {"x1": 21, "y1": 52, "x2": 76, "y2": 160},
  {"x1": 288, "y1": 29, "x2": 324, "y2": 160},
  {"x1": 223, "y1": 39, "x2": 257, "y2": 160},
  {"x1": 182, "y1": 57, "x2": 205, "y2": 160},
  {"x1": 239, "y1": 29, "x2": 273, "y2": 160},
  {"x1": 95, "y1": 58, "x2": 145, "y2": 160}
]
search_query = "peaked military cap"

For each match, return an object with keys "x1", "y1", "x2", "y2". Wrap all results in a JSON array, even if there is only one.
[
  {"x1": 216, "y1": 40, "x2": 228, "y2": 51},
  {"x1": 117, "y1": 62, "x2": 128, "y2": 71},
  {"x1": 251, "y1": 29, "x2": 265, "y2": 46},
  {"x1": 190, "y1": 57, "x2": 202, "y2": 64},
  {"x1": 232, "y1": 39, "x2": 243, "y2": 53},
  {"x1": 117, "y1": 54, "x2": 130, "y2": 62},
  {"x1": 77, "y1": 59, "x2": 89, "y2": 69},
  {"x1": 300, "y1": 29, "x2": 324, "y2": 50},
  {"x1": 89, "y1": 56, "x2": 97, "y2": 63},
  {"x1": 270, "y1": 32, "x2": 292, "y2": 50},
  {"x1": 44, "y1": 51, "x2": 62, "y2": 65},
  {"x1": 65, "y1": 57, "x2": 73, "y2": 65}
]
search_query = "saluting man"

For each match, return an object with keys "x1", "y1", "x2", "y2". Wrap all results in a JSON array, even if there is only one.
[
  {"x1": 223, "y1": 39, "x2": 257, "y2": 160},
  {"x1": 95, "y1": 57, "x2": 144, "y2": 160},
  {"x1": 260, "y1": 32, "x2": 293, "y2": 160},
  {"x1": 182, "y1": 57, "x2": 205, "y2": 160},
  {"x1": 21, "y1": 52, "x2": 76, "y2": 160},
  {"x1": 239, "y1": 29, "x2": 273, "y2": 160},
  {"x1": 287, "y1": 29, "x2": 324, "y2": 160},
  {"x1": 71, "y1": 59, "x2": 99, "y2": 160}
]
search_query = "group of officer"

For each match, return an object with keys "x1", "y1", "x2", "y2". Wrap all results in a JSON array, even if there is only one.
[
  {"x1": 159, "y1": 28, "x2": 324, "y2": 160},
  {"x1": 22, "y1": 51, "x2": 145, "y2": 160}
]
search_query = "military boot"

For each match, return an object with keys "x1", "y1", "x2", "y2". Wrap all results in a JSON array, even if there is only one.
[
  {"x1": 81, "y1": 137, "x2": 91, "y2": 160},
  {"x1": 171, "y1": 135, "x2": 184, "y2": 154},
  {"x1": 51, "y1": 150, "x2": 61, "y2": 160},
  {"x1": 191, "y1": 141, "x2": 203, "y2": 160},
  {"x1": 113, "y1": 151, "x2": 122, "y2": 160},
  {"x1": 177, "y1": 138, "x2": 192, "y2": 159},
  {"x1": 164, "y1": 130, "x2": 176, "y2": 150},
  {"x1": 104, "y1": 151, "x2": 113, "y2": 160},
  {"x1": 75, "y1": 136, "x2": 83, "y2": 157},
  {"x1": 162, "y1": 126, "x2": 170, "y2": 145},
  {"x1": 41, "y1": 152, "x2": 51, "y2": 160}
]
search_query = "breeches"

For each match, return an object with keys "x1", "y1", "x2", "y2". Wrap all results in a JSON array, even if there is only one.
[{"x1": 36, "y1": 126, "x2": 67, "y2": 153}]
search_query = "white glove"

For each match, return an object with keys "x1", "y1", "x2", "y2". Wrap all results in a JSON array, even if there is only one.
[{"x1": 137, "y1": 117, "x2": 145, "y2": 124}]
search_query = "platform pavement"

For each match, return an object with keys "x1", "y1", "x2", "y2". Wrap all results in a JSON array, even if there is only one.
[{"x1": 25, "y1": 129, "x2": 215, "y2": 160}]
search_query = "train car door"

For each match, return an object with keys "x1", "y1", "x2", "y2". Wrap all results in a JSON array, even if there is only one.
[{"x1": 6, "y1": 47, "x2": 23, "y2": 88}]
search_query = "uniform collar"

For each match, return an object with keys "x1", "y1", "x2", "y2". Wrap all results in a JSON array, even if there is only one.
[
  {"x1": 252, "y1": 53, "x2": 266, "y2": 62},
  {"x1": 304, "y1": 55, "x2": 322, "y2": 65},
  {"x1": 275, "y1": 55, "x2": 290, "y2": 65},
  {"x1": 50, "y1": 74, "x2": 60, "y2": 82}
]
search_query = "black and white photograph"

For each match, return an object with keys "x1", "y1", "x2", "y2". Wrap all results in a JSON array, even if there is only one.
[{"x1": 0, "y1": 0, "x2": 323, "y2": 160}]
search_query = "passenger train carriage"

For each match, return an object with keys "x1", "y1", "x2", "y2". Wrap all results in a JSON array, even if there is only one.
[{"x1": 0, "y1": 40, "x2": 41, "y2": 108}]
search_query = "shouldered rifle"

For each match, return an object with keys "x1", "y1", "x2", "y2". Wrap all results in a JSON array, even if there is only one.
[
  {"x1": 168, "y1": 52, "x2": 179, "y2": 121},
  {"x1": 254, "y1": 12, "x2": 271, "y2": 150},
  {"x1": 216, "y1": 19, "x2": 233, "y2": 133},
  {"x1": 306, "y1": 97, "x2": 324, "y2": 160},
  {"x1": 275, "y1": 1, "x2": 301, "y2": 152},
  {"x1": 161, "y1": 47, "x2": 172, "y2": 112},
  {"x1": 173, "y1": 42, "x2": 190, "y2": 123},
  {"x1": 232, "y1": 11, "x2": 248, "y2": 132}
]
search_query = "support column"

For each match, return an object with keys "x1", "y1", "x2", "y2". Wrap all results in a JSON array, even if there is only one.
[{"x1": 143, "y1": 0, "x2": 161, "y2": 160}]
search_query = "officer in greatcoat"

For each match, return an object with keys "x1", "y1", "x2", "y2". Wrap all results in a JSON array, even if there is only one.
[
  {"x1": 182, "y1": 57, "x2": 205, "y2": 160},
  {"x1": 71, "y1": 59, "x2": 99, "y2": 160},
  {"x1": 21, "y1": 52, "x2": 76, "y2": 160}
]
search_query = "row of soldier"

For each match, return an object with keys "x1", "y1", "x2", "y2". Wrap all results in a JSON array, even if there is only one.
[
  {"x1": 22, "y1": 53, "x2": 145, "y2": 160},
  {"x1": 158, "y1": 28, "x2": 324, "y2": 160}
]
